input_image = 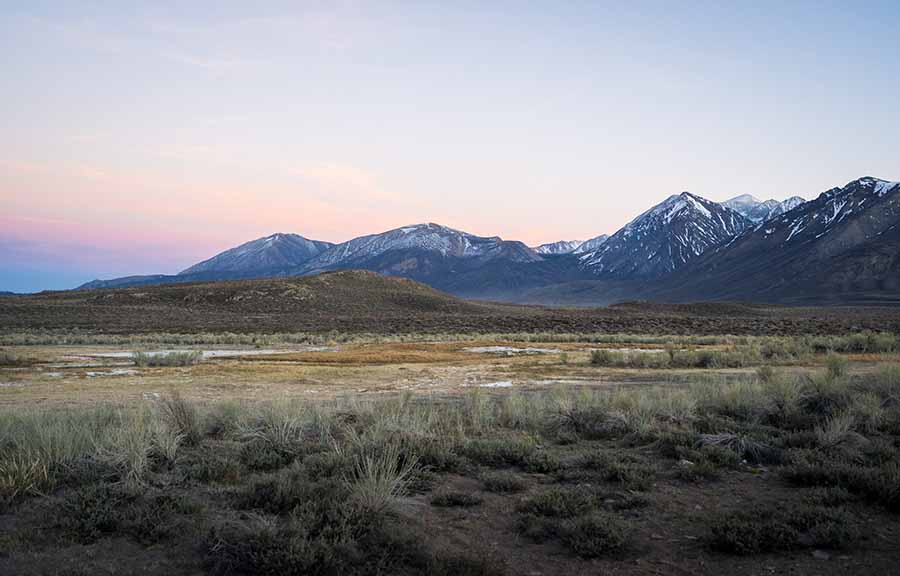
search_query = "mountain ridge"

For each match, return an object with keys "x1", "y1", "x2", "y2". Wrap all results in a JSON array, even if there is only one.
[{"x1": 73, "y1": 176, "x2": 899, "y2": 305}]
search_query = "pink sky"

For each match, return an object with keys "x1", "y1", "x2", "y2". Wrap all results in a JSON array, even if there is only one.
[{"x1": 2, "y1": 3, "x2": 898, "y2": 291}]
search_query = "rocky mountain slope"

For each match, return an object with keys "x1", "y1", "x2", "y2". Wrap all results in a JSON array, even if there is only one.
[
  {"x1": 722, "y1": 194, "x2": 806, "y2": 223},
  {"x1": 578, "y1": 192, "x2": 749, "y2": 278},
  {"x1": 656, "y1": 177, "x2": 900, "y2": 303},
  {"x1": 72, "y1": 177, "x2": 899, "y2": 305},
  {"x1": 181, "y1": 233, "x2": 333, "y2": 274},
  {"x1": 534, "y1": 240, "x2": 583, "y2": 255}
]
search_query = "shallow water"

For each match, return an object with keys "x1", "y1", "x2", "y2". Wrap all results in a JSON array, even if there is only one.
[
  {"x1": 86, "y1": 369, "x2": 139, "y2": 377},
  {"x1": 479, "y1": 381, "x2": 514, "y2": 388},
  {"x1": 88, "y1": 347, "x2": 331, "y2": 359},
  {"x1": 464, "y1": 346, "x2": 562, "y2": 355}
]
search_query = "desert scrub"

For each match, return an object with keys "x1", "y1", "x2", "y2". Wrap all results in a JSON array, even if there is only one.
[
  {"x1": 559, "y1": 513, "x2": 630, "y2": 558},
  {"x1": 782, "y1": 455, "x2": 900, "y2": 512},
  {"x1": 343, "y1": 441, "x2": 421, "y2": 514},
  {"x1": 132, "y1": 350, "x2": 202, "y2": 367},
  {"x1": 430, "y1": 489, "x2": 483, "y2": 508},
  {"x1": 572, "y1": 451, "x2": 655, "y2": 491},
  {"x1": 460, "y1": 435, "x2": 538, "y2": 468},
  {"x1": 516, "y1": 487, "x2": 629, "y2": 557},
  {"x1": 481, "y1": 471, "x2": 528, "y2": 493},
  {"x1": 207, "y1": 496, "x2": 437, "y2": 575},
  {"x1": 709, "y1": 504, "x2": 858, "y2": 554},
  {"x1": 56, "y1": 483, "x2": 201, "y2": 544},
  {"x1": 157, "y1": 391, "x2": 202, "y2": 445},
  {"x1": 697, "y1": 432, "x2": 779, "y2": 464}
]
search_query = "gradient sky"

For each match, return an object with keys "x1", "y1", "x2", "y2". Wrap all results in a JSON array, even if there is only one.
[{"x1": 3, "y1": 1, "x2": 899, "y2": 292}]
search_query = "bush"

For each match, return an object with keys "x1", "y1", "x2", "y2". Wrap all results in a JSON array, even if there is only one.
[
  {"x1": 709, "y1": 505, "x2": 857, "y2": 555},
  {"x1": 461, "y1": 436, "x2": 536, "y2": 468},
  {"x1": 345, "y1": 442, "x2": 420, "y2": 513},
  {"x1": 158, "y1": 391, "x2": 202, "y2": 445},
  {"x1": 57, "y1": 484, "x2": 199, "y2": 544},
  {"x1": 826, "y1": 355, "x2": 848, "y2": 379},
  {"x1": 240, "y1": 439, "x2": 295, "y2": 472},
  {"x1": 206, "y1": 507, "x2": 421, "y2": 575},
  {"x1": 782, "y1": 457, "x2": 900, "y2": 513},
  {"x1": 698, "y1": 433, "x2": 779, "y2": 464},
  {"x1": 431, "y1": 490, "x2": 483, "y2": 508},
  {"x1": 517, "y1": 487, "x2": 597, "y2": 519},
  {"x1": 674, "y1": 458, "x2": 721, "y2": 482},
  {"x1": 0, "y1": 453, "x2": 50, "y2": 509},
  {"x1": 576, "y1": 452, "x2": 655, "y2": 491},
  {"x1": 234, "y1": 464, "x2": 345, "y2": 516},
  {"x1": 481, "y1": 471, "x2": 527, "y2": 494},
  {"x1": 183, "y1": 449, "x2": 242, "y2": 484},
  {"x1": 133, "y1": 351, "x2": 202, "y2": 367},
  {"x1": 560, "y1": 513, "x2": 629, "y2": 558}
]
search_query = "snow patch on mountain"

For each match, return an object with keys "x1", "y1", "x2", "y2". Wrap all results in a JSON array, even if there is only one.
[
  {"x1": 571, "y1": 234, "x2": 609, "y2": 254},
  {"x1": 579, "y1": 192, "x2": 749, "y2": 278},
  {"x1": 723, "y1": 194, "x2": 807, "y2": 224},
  {"x1": 304, "y1": 223, "x2": 543, "y2": 270},
  {"x1": 534, "y1": 240, "x2": 583, "y2": 255},
  {"x1": 180, "y1": 233, "x2": 334, "y2": 275}
]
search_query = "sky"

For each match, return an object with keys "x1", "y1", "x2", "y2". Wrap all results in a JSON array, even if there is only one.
[{"x1": 2, "y1": 1, "x2": 899, "y2": 293}]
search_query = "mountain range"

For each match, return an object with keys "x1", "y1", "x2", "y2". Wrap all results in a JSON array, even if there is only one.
[{"x1": 78, "y1": 176, "x2": 900, "y2": 305}]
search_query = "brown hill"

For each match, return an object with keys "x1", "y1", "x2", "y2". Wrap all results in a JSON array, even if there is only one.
[{"x1": 3, "y1": 270, "x2": 900, "y2": 335}]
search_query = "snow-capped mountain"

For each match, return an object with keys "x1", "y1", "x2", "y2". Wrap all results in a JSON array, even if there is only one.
[
  {"x1": 76, "y1": 176, "x2": 900, "y2": 304},
  {"x1": 534, "y1": 234, "x2": 610, "y2": 255},
  {"x1": 294, "y1": 223, "x2": 589, "y2": 299},
  {"x1": 722, "y1": 194, "x2": 806, "y2": 223},
  {"x1": 534, "y1": 240, "x2": 583, "y2": 255},
  {"x1": 181, "y1": 233, "x2": 334, "y2": 275},
  {"x1": 571, "y1": 234, "x2": 610, "y2": 254},
  {"x1": 302, "y1": 223, "x2": 542, "y2": 271},
  {"x1": 656, "y1": 176, "x2": 900, "y2": 302},
  {"x1": 579, "y1": 192, "x2": 749, "y2": 278}
]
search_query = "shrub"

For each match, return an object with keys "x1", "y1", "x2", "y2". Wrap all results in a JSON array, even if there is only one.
[
  {"x1": 93, "y1": 410, "x2": 155, "y2": 484},
  {"x1": 522, "y1": 450, "x2": 561, "y2": 474},
  {"x1": 782, "y1": 457, "x2": 900, "y2": 512},
  {"x1": 345, "y1": 442, "x2": 420, "y2": 514},
  {"x1": 560, "y1": 513, "x2": 629, "y2": 558},
  {"x1": 206, "y1": 502, "x2": 428, "y2": 575},
  {"x1": 239, "y1": 439, "x2": 295, "y2": 472},
  {"x1": 826, "y1": 354, "x2": 848, "y2": 379},
  {"x1": 205, "y1": 401, "x2": 246, "y2": 439},
  {"x1": 57, "y1": 484, "x2": 199, "y2": 544},
  {"x1": 517, "y1": 487, "x2": 597, "y2": 519},
  {"x1": 461, "y1": 436, "x2": 536, "y2": 468},
  {"x1": 430, "y1": 490, "x2": 483, "y2": 508},
  {"x1": 183, "y1": 449, "x2": 242, "y2": 484},
  {"x1": 235, "y1": 465, "x2": 345, "y2": 515},
  {"x1": 709, "y1": 505, "x2": 857, "y2": 555},
  {"x1": 0, "y1": 453, "x2": 50, "y2": 509},
  {"x1": 158, "y1": 392, "x2": 202, "y2": 445},
  {"x1": 814, "y1": 411, "x2": 865, "y2": 451},
  {"x1": 481, "y1": 471, "x2": 527, "y2": 494},
  {"x1": 698, "y1": 433, "x2": 779, "y2": 464},
  {"x1": 242, "y1": 401, "x2": 306, "y2": 454},
  {"x1": 133, "y1": 351, "x2": 202, "y2": 367},
  {"x1": 576, "y1": 452, "x2": 655, "y2": 491},
  {"x1": 756, "y1": 365, "x2": 776, "y2": 383},
  {"x1": 674, "y1": 458, "x2": 721, "y2": 482}
]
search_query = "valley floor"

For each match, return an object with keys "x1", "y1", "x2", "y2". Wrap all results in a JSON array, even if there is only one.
[{"x1": 1, "y1": 334, "x2": 899, "y2": 575}]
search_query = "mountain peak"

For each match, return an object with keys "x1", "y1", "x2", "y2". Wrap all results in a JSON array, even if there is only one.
[
  {"x1": 725, "y1": 193, "x2": 762, "y2": 206},
  {"x1": 180, "y1": 233, "x2": 334, "y2": 275},
  {"x1": 534, "y1": 240, "x2": 584, "y2": 255},
  {"x1": 580, "y1": 191, "x2": 748, "y2": 279},
  {"x1": 847, "y1": 176, "x2": 899, "y2": 197}
]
